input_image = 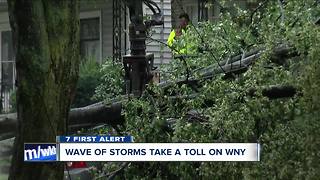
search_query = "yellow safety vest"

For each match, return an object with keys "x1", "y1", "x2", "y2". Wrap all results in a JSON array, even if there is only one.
[{"x1": 167, "y1": 29, "x2": 193, "y2": 55}]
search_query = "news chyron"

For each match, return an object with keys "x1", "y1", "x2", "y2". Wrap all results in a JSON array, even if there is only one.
[{"x1": 24, "y1": 143, "x2": 57, "y2": 162}]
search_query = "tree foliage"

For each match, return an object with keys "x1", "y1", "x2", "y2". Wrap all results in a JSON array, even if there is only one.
[
  {"x1": 95, "y1": 0, "x2": 320, "y2": 179},
  {"x1": 93, "y1": 59, "x2": 125, "y2": 104},
  {"x1": 72, "y1": 58, "x2": 101, "y2": 108}
]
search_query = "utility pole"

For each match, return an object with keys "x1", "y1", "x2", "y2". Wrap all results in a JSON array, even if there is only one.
[{"x1": 123, "y1": 0, "x2": 163, "y2": 97}]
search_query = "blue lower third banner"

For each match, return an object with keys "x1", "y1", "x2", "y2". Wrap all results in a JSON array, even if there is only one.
[
  {"x1": 24, "y1": 143, "x2": 57, "y2": 162},
  {"x1": 57, "y1": 136, "x2": 133, "y2": 143}
]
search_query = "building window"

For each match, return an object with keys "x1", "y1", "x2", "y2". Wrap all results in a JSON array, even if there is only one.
[
  {"x1": 80, "y1": 17, "x2": 100, "y2": 61},
  {"x1": 198, "y1": 0, "x2": 208, "y2": 22},
  {"x1": 185, "y1": 5, "x2": 198, "y2": 25},
  {"x1": 1, "y1": 30, "x2": 15, "y2": 112}
]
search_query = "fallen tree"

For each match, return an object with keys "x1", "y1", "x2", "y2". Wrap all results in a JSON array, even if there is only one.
[
  {"x1": 68, "y1": 102, "x2": 123, "y2": 133},
  {"x1": 160, "y1": 44, "x2": 298, "y2": 89},
  {"x1": 0, "y1": 83, "x2": 299, "y2": 141},
  {"x1": 0, "y1": 44, "x2": 302, "y2": 140},
  {"x1": 0, "y1": 102, "x2": 123, "y2": 140}
]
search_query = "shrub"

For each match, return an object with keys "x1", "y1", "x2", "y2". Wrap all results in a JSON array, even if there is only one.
[
  {"x1": 93, "y1": 59, "x2": 125, "y2": 104},
  {"x1": 72, "y1": 58, "x2": 101, "y2": 108}
]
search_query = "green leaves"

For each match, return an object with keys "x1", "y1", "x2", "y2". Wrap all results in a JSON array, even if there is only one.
[
  {"x1": 95, "y1": 0, "x2": 320, "y2": 178},
  {"x1": 93, "y1": 59, "x2": 125, "y2": 104},
  {"x1": 72, "y1": 58, "x2": 101, "y2": 108}
]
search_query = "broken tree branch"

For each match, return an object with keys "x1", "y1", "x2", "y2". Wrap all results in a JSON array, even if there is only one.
[
  {"x1": 0, "y1": 102, "x2": 123, "y2": 140},
  {"x1": 68, "y1": 102, "x2": 123, "y2": 133},
  {"x1": 160, "y1": 44, "x2": 298, "y2": 90},
  {"x1": 0, "y1": 83, "x2": 298, "y2": 141}
]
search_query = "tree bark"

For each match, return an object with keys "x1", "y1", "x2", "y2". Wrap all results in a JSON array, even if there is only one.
[
  {"x1": 68, "y1": 102, "x2": 123, "y2": 133},
  {"x1": 8, "y1": 1, "x2": 79, "y2": 179}
]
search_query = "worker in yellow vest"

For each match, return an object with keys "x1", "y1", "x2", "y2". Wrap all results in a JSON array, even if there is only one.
[{"x1": 167, "y1": 13, "x2": 193, "y2": 55}]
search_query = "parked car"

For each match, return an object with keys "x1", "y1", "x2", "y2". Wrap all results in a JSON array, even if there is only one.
[{"x1": 64, "y1": 161, "x2": 93, "y2": 180}]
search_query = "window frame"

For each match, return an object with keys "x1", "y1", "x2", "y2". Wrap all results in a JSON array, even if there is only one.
[
  {"x1": 80, "y1": 10, "x2": 102, "y2": 63},
  {"x1": 0, "y1": 17, "x2": 15, "y2": 112}
]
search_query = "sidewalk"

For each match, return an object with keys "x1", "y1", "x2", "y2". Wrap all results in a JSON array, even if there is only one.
[{"x1": 0, "y1": 138, "x2": 14, "y2": 180}]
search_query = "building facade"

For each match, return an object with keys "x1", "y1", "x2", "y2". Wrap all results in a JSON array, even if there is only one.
[{"x1": 0, "y1": 0, "x2": 257, "y2": 112}]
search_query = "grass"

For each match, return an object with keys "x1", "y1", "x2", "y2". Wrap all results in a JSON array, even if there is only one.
[{"x1": 0, "y1": 174, "x2": 8, "y2": 180}]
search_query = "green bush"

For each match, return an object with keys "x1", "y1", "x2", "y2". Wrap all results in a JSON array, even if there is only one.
[
  {"x1": 72, "y1": 58, "x2": 102, "y2": 108},
  {"x1": 72, "y1": 57, "x2": 125, "y2": 108},
  {"x1": 93, "y1": 60, "x2": 125, "y2": 104}
]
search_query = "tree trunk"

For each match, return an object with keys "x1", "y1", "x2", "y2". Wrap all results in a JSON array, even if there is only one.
[{"x1": 8, "y1": 1, "x2": 79, "y2": 179}]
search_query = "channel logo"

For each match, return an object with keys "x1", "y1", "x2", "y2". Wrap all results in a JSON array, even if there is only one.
[{"x1": 24, "y1": 143, "x2": 57, "y2": 161}]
